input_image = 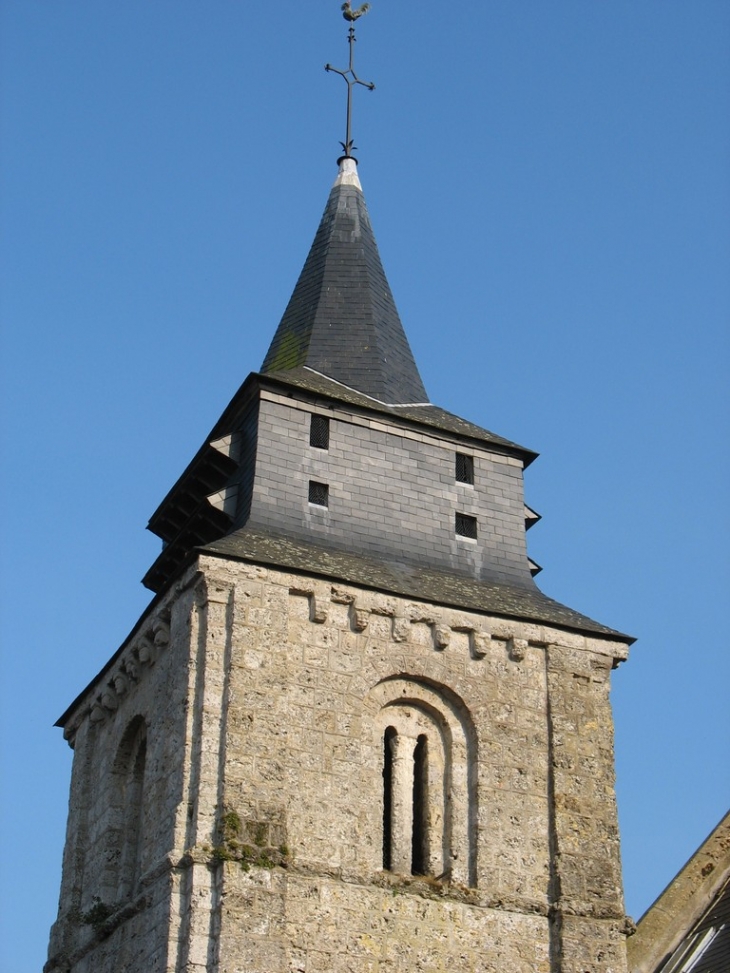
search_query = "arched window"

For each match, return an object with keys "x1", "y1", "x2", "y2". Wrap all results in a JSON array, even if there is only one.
[
  {"x1": 371, "y1": 678, "x2": 477, "y2": 887},
  {"x1": 380, "y1": 711, "x2": 445, "y2": 877}
]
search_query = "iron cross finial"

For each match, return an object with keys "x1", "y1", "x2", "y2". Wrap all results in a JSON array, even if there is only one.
[{"x1": 325, "y1": 5, "x2": 375, "y2": 161}]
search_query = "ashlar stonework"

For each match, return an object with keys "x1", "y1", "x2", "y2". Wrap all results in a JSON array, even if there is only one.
[{"x1": 47, "y1": 553, "x2": 630, "y2": 973}]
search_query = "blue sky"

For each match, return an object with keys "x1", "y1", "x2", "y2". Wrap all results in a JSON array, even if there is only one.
[{"x1": 1, "y1": 3, "x2": 728, "y2": 970}]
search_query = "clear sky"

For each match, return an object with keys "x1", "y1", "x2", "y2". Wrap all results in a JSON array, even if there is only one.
[{"x1": 1, "y1": 3, "x2": 728, "y2": 971}]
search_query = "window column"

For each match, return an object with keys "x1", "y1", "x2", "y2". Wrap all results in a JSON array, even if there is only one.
[{"x1": 385, "y1": 731, "x2": 418, "y2": 875}]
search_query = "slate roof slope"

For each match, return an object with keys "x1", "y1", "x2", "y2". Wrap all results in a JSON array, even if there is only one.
[
  {"x1": 261, "y1": 158, "x2": 428, "y2": 405},
  {"x1": 262, "y1": 366, "x2": 537, "y2": 464},
  {"x1": 203, "y1": 525, "x2": 633, "y2": 643}
]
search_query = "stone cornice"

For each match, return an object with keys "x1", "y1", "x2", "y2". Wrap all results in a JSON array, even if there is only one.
[{"x1": 61, "y1": 612, "x2": 171, "y2": 747}]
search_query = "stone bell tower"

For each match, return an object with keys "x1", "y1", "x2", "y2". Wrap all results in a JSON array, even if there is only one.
[{"x1": 46, "y1": 24, "x2": 634, "y2": 973}]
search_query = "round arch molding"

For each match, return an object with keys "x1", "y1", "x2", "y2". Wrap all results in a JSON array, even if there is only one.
[{"x1": 365, "y1": 676, "x2": 478, "y2": 887}]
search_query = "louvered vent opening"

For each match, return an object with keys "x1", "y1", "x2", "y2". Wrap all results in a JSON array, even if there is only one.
[
  {"x1": 308, "y1": 481, "x2": 329, "y2": 507},
  {"x1": 455, "y1": 513, "x2": 477, "y2": 539},
  {"x1": 455, "y1": 453, "x2": 474, "y2": 484},
  {"x1": 310, "y1": 414, "x2": 330, "y2": 449}
]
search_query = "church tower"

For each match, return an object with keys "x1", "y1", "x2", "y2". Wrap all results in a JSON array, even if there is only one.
[{"x1": 46, "y1": 17, "x2": 633, "y2": 973}]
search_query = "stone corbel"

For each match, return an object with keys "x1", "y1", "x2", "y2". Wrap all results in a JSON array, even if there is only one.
[
  {"x1": 392, "y1": 616, "x2": 410, "y2": 643},
  {"x1": 137, "y1": 636, "x2": 157, "y2": 666},
  {"x1": 123, "y1": 657, "x2": 140, "y2": 682},
  {"x1": 327, "y1": 586, "x2": 370, "y2": 631},
  {"x1": 310, "y1": 595, "x2": 328, "y2": 624},
  {"x1": 589, "y1": 656, "x2": 612, "y2": 683},
  {"x1": 330, "y1": 586, "x2": 355, "y2": 605},
  {"x1": 113, "y1": 673, "x2": 130, "y2": 696},
  {"x1": 408, "y1": 607, "x2": 436, "y2": 625},
  {"x1": 350, "y1": 606, "x2": 369, "y2": 632},
  {"x1": 369, "y1": 597, "x2": 397, "y2": 618},
  {"x1": 470, "y1": 630, "x2": 492, "y2": 659},
  {"x1": 433, "y1": 625, "x2": 451, "y2": 651},
  {"x1": 152, "y1": 618, "x2": 170, "y2": 648},
  {"x1": 508, "y1": 637, "x2": 528, "y2": 662},
  {"x1": 289, "y1": 586, "x2": 328, "y2": 623},
  {"x1": 100, "y1": 687, "x2": 119, "y2": 712}
]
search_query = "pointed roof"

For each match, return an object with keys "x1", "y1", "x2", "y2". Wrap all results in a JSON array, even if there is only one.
[{"x1": 261, "y1": 158, "x2": 428, "y2": 405}]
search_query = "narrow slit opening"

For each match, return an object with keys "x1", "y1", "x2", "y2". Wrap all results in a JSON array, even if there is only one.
[
  {"x1": 412, "y1": 734, "x2": 428, "y2": 875},
  {"x1": 383, "y1": 727, "x2": 396, "y2": 871}
]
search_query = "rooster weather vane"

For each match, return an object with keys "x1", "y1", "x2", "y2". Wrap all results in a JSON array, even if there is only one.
[{"x1": 325, "y1": 3, "x2": 375, "y2": 160}]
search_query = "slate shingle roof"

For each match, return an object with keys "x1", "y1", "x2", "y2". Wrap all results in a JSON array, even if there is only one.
[
  {"x1": 139, "y1": 162, "x2": 630, "y2": 645},
  {"x1": 261, "y1": 159, "x2": 428, "y2": 405},
  {"x1": 203, "y1": 526, "x2": 632, "y2": 641},
  {"x1": 261, "y1": 366, "x2": 537, "y2": 464},
  {"x1": 140, "y1": 365, "x2": 538, "y2": 595}
]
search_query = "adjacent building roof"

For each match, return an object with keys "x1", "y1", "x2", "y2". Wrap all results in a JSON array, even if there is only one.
[
  {"x1": 628, "y1": 810, "x2": 730, "y2": 973},
  {"x1": 261, "y1": 158, "x2": 428, "y2": 405}
]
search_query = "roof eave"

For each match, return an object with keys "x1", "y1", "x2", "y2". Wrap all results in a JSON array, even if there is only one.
[{"x1": 256, "y1": 369, "x2": 539, "y2": 467}]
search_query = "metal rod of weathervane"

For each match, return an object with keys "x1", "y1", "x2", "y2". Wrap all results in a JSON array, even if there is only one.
[{"x1": 325, "y1": 3, "x2": 375, "y2": 161}]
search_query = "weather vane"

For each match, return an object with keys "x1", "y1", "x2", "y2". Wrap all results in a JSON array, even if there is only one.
[{"x1": 325, "y1": 3, "x2": 375, "y2": 161}]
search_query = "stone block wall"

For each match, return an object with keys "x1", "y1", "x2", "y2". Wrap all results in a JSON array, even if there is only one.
[
  {"x1": 46, "y1": 582, "x2": 195, "y2": 972},
  {"x1": 47, "y1": 554, "x2": 630, "y2": 973}
]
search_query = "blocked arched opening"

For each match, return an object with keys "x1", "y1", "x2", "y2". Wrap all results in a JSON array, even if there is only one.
[{"x1": 102, "y1": 716, "x2": 148, "y2": 904}]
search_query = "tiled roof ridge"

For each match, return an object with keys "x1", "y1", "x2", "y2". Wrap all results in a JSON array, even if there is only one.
[{"x1": 301, "y1": 366, "x2": 430, "y2": 407}]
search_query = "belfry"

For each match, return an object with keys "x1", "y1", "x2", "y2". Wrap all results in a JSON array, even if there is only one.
[{"x1": 47, "y1": 12, "x2": 634, "y2": 973}]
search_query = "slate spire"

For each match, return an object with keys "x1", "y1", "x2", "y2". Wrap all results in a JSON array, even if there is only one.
[{"x1": 261, "y1": 158, "x2": 428, "y2": 405}]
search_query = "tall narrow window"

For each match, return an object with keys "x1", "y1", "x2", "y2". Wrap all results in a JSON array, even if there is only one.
[
  {"x1": 382, "y1": 728, "x2": 433, "y2": 877},
  {"x1": 455, "y1": 453, "x2": 474, "y2": 484},
  {"x1": 372, "y1": 679, "x2": 477, "y2": 887},
  {"x1": 411, "y1": 735, "x2": 429, "y2": 875},
  {"x1": 310, "y1": 414, "x2": 330, "y2": 449},
  {"x1": 382, "y1": 727, "x2": 396, "y2": 871}
]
